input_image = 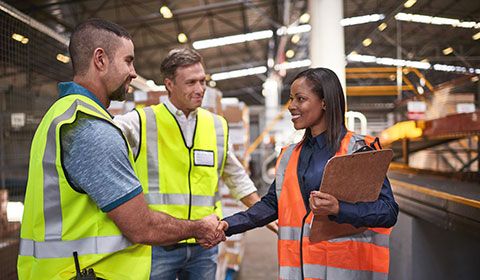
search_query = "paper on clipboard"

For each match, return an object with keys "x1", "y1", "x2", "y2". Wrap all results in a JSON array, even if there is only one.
[{"x1": 309, "y1": 149, "x2": 393, "y2": 243}]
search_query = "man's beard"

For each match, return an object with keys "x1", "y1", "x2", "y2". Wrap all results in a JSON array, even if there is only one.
[{"x1": 110, "y1": 80, "x2": 129, "y2": 101}]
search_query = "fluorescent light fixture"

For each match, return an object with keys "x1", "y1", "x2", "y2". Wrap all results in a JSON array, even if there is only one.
[
  {"x1": 160, "y1": 5, "x2": 173, "y2": 18},
  {"x1": 347, "y1": 53, "x2": 431, "y2": 69},
  {"x1": 211, "y1": 66, "x2": 267, "y2": 81},
  {"x1": 378, "y1": 23, "x2": 387, "y2": 31},
  {"x1": 473, "y1": 31, "x2": 480, "y2": 40},
  {"x1": 340, "y1": 14, "x2": 385, "y2": 27},
  {"x1": 285, "y1": 50, "x2": 295, "y2": 58},
  {"x1": 177, "y1": 33, "x2": 188, "y2": 43},
  {"x1": 274, "y1": 59, "x2": 312, "y2": 71},
  {"x1": 442, "y1": 47, "x2": 453, "y2": 55},
  {"x1": 299, "y1": 13, "x2": 310, "y2": 24},
  {"x1": 56, "y1": 54, "x2": 70, "y2": 63},
  {"x1": 146, "y1": 80, "x2": 166, "y2": 91},
  {"x1": 362, "y1": 38, "x2": 372, "y2": 47},
  {"x1": 347, "y1": 53, "x2": 480, "y2": 74},
  {"x1": 395, "y1": 13, "x2": 480, "y2": 29},
  {"x1": 193, "y1": 30, "x2": 273, "y2": 49},
  {"x1": 404, "y1": 0, "x2": 417, "y2": 8},
  {"x1": 276, "y1": 24, "x2": 311, "y2": 36}
]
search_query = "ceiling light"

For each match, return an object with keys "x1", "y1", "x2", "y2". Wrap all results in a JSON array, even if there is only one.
[
  {"x1": 347, "y1": 53, "x2": 480, "y2": 74},
  {"x1": 378, "y1": 23, "x2": 387, "y2": 31},
  {"x1": 12, "y1": 33, "x2": 29, "y2": 44},
  {"x1": 56, "y1": 54, "x2": 70, "y2": 63},
  {"x1": 193, "y1": 30, "x2": 273, "y2": 49},
  {"x1": 473, "y1": 31, "x2": 480, "y2": 40},
  {"x1": 442, "y1": 47, "x2": 453, "y2": 55},
  {"x1": 208, "y1": 80, "x2": 216, "y2": 87},
  {"x1": 211, "y1": 66, "x2": 267, "y2": 81},
  {"x1": 471, "y1": 76, "x2": 479, "y2": 82},
  {"x1": 274, "y1": 59, "x2": 312, "y2": 71},
  {"x1": 160, "y1": 5, "x2": 173, "y2": 18},
  {"x1": 340, "y1": 14, "x2": 385, "y2": 27},
  {"x1": 177, "y1": 33, "x2": 188, "y2": 43},
  {"x1": 299, "y1": 13, "x2": 310, "y2": 23},
  {"x1": 404, "y1": 0, "x2": 417, "y2": 8},
  {"x1": 395, "y1": 12, "x2": 480, "y2": 29},
  {"x1": 276, "y1": 24, "x2": 311, "y2": 36},
  {"x1": 362, "y1": 38, "x2": 372, "y2": 47},
  {"x1": 416, "y1": 86, "x2": 424, "y2": 94},
  {"x1": 421, "y1": 58, "x2": 429, "y2": 63},
  {"x1": 267, "y1": 58, "x2": 275, "y2": 68},
  {"x1": 291, "y1": 34, "x2": 301, "y2": 44},
  {"x1": 285, "y1": 50, "x2": 295, "y2": 58}
]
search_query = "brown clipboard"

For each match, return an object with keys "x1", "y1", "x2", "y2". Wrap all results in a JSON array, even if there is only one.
[{"x1": 309, "y1": 149, "x2": 393, "y2": 243}]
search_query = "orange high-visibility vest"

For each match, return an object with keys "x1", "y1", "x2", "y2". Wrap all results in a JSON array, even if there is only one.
[{"x1": 276, "y1": 131, "x2": 391, "y2": 280}]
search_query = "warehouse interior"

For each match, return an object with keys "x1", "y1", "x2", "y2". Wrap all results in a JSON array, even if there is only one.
[{"x1": 0, "y1": 0, "x2": 479, "y2": 279}]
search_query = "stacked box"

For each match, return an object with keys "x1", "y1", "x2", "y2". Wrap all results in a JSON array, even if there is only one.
[
  {"x1": 216, "y1": 182, "x2": 247, "y2": 280},
  {"x1": 135, "y1": 90, "x2": 169, "y2": 108},
  {"x1": 425, "y1": 86, "x2": 475, "y2": 120},
  {"x1": 222, "y1": 101, "x2": 250, "y2": 165},
  {"x1": 202, "y1": 87, "x2": 223, "y2": 116}
]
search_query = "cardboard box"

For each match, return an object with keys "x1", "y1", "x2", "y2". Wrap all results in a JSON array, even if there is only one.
[{"x1": 202, "y1": 87, "x2": 223, "y2": 116}]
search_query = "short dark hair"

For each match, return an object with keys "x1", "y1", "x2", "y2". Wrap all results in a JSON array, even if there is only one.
[
  {"x1": 160, "y1": 48, "x2": 203, "y2": 81},
  {"x1": 292, "y1": 67, "x2": 346, "y2": 153},
  {"x1": 69, "y1": 18, "x2": 132, "y2": 76}
]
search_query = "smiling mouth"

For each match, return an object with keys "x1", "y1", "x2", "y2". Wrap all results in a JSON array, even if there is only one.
[{"x1": 291, "y1": 114, "x2": 301, "y2": 121}]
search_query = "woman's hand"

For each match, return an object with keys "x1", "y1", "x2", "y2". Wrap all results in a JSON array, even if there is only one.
[{"x1": 309, "y1": 191, "x2": 340, "y2": 216}]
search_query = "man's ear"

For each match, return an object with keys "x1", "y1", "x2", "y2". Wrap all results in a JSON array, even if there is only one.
[
  {"x1": 93, "y1": 47, "x2": 108, "y2": 71},
  {"x1": 164, "y1": 78, "x2": 173, "y2": 93}
]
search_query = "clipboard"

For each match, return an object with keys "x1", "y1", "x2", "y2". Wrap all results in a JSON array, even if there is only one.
[{"x1": 309, "y1": 149, "x2": 393, "y2": 243}]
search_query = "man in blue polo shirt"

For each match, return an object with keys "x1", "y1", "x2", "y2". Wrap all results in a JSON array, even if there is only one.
[{"x1": 18, "y1": 18, "x2": 223, "y2": 279}]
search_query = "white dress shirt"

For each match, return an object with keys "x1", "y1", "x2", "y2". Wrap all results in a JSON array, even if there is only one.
[{"x1": 114, "y1": 98, "x2": 257, "y2": 200}]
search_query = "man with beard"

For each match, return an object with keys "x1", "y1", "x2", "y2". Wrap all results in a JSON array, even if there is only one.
[{"x1": 17, "y1": 19, "x2": 224, "y2": 280}]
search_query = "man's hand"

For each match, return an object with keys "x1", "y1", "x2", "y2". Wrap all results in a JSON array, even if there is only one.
[
  {"x1": 195, "y1": 214, "x2": 226, "y2": 248},
  {"x1": 309, "y1": 191, "x2": 339, "y2": 216}
]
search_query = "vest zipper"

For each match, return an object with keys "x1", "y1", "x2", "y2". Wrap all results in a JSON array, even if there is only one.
[{"x1": 187, "y1": 147, "x2": 193, "y2": 220}]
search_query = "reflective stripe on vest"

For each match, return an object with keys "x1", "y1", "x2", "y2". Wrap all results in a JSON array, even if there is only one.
[
  {"x1": 280, "y1": 265, "x2": 388, "y2": 280},
  {"x1": 145, "y1": 193, "x2": 216, "y2": 207},
  {"x1": 29, "y1": 99, "x2": 131, "y2": 255},
  {"x1": 275, "y1": 144, "x2": 296, "y2": 200},
  {"x1": 144, "y1": 106, "x2": 160, "y2": 194},
  {"x1": 278, "y1": 224, "x2": 389, "y2": 248},
  {"x1": 19, "y1": 235, "x2": 132, "y2": 258}
]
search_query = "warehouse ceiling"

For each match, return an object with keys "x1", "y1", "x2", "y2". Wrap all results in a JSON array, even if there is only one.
[{"x1": 5, "y1": 0, "x2": 480, "y2": 108}]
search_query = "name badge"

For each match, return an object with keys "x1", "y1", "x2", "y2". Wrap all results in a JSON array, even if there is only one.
[{"x1": 194, "y1": 150, "x2": 215, "y2": 167}]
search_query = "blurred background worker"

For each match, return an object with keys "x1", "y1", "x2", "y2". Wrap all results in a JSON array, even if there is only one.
[{"x1": 115, "y1": 48, "x2": 277, "y2": 280}]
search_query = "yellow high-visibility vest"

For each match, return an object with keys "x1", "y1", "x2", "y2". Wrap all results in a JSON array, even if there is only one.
[
  {"x1": 18, "y1": 94, "x2": 150, "y2": 280},
  {"x1": 135, "y1": 104, "x2": 228, "y2": 243}
]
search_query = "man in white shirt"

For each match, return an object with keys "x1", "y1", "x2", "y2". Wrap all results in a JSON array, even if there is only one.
[{"x1": 115, "y1": 48, "x2": 275, "y2": 280}]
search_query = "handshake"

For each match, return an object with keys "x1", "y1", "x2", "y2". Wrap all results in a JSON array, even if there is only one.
[{"x1": 194, "y1": 214, "x2": 229, "y2": 248}]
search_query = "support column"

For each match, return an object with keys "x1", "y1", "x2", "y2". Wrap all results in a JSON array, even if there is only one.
[{"x1": 309, "y1": 0, "x2": 346, "y2": 96}]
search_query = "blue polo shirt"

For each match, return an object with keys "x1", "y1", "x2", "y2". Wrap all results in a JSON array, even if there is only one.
[
  {"x1": 59, "y1": 81, "x2": 142, "y2": 212},
  {"x1": 224, "y1": 131, "x2": 399, "y2": 235}
]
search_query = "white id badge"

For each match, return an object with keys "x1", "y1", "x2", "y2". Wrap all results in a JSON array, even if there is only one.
[{"x1": 193, "y1": 150, "x2": 215, "y2": 167}]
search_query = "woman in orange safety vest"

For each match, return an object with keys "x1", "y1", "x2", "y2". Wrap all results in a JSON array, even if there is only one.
[{"x1": 220, "y1": 67, "x2": 399, "y2": 280}]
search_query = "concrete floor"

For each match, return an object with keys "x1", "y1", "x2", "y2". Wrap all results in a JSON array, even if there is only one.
[{"x1": 238, "y1": 227, "x2": 278, "y2": 280}]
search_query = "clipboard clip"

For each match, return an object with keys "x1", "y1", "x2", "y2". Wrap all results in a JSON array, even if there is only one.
[{"x1": 352, "y1": 137, "x2": 382, "y2": 153}]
